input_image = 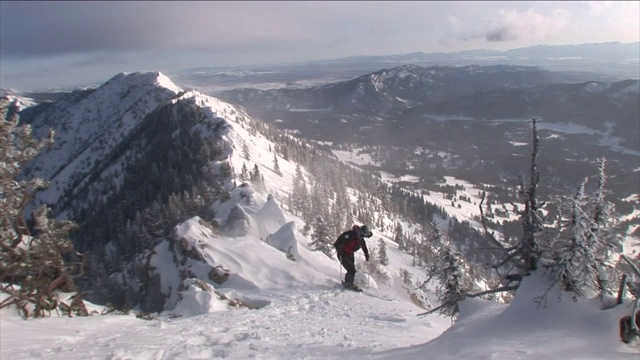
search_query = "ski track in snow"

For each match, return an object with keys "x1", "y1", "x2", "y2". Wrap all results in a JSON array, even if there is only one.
[{"x1": 1, "y1": 285, "x2": 447, "y2": 360}]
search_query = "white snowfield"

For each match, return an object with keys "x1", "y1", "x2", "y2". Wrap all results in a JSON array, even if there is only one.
[
  {"x1": 1, "y1": 286, "x2": 448, "y2": 360},
  {"x1": 1, "y1": 276, "x2": 637, "y2": 360},
  {"x1": 2, "y1": 194, "x2": 638, "y2": 359}
]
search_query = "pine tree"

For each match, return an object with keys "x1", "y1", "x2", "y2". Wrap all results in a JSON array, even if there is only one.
[
  {"x1": 436, "y1": 245, "x2": 466, "y2": 318},
  {"x1": 548, "y1": 158, "x2": 621, "y2": 299},
  {"x1": 377, "y1": 238, "x2": 389, "y2": 266},
  {"x1": 273, "y1": 153, "x2": 282, "y2": 176},
  {"x1": 250, "y1": 164, "x2": 265, "y2": 191},
  {"x1": 589, "y1": 158, "x2": 621, "y2": 297},
  {"x1": 518, "y1": 118, "x2": 544, "y2": 273},
  {"x1": 0, "y1": 100, "x2": 83, "y2": 318},
  {"x1": 399, "y1": 268, "x2": 413, "y2": 287},
  {"x1": 310, "y1": 216, "x2": 332, "y2": 257},
  {"x1": 242, "y1": 142, "x2": 251, "y2": 160},
  {"x1": 394, "y1": 222, "x2": 406, "y2": 251},
  {"x1": 240, "y1": 163, "x2": 249, "y2": 182},
  {"x1": 418, "y1": 221, "x2": 472, "y2": 319}
]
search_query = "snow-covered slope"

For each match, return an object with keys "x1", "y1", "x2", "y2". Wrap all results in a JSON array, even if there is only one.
[
  {"x1": 2, "y1": 71, "x2": 638, "y2": 359},
  {"x1": 22, "y1": 72, "x2": 182, "y2": 210},
  {"x1": 104, "y1": 86, "x2": 438, "y2": 315},
  {"x1": 2, "y1": 270, "x2": 637, "y2": 359},
  {"x1": 381, "y1": 272, "x2": 638, "y2": 360}
]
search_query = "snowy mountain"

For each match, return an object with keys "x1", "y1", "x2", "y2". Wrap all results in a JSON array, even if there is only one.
[
  {"x1": 218, "y1": 65, "x2": 639, "y2": 147},
  {"x1": 2, "y1": 71, "x2": 639, "y2": 359},
  {"x1": 19, "y1": 72, "x2": 182, "y2": 214},
  {"x1": 10, "y1": 72, "x2": 437, "y2": 310},
  {"x1": 218, "y1": 64, "x2": 570, "y2": 114},
  {"x1": 302, "y1": 41, "x2": 640, "y2": 81}
]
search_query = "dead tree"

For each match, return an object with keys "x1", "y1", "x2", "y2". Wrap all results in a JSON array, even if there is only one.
[{"x1": 478, "y1": 118, "x2": 544, "y2": 287}]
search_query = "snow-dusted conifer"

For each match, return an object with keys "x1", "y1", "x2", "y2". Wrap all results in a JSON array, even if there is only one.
[
  {"x1": 0, "y1": 100, "x2": 82, "y2": 318},
  {"x1": 394, "y1": 222, "x2": 406, "y2": 251},
  {"x1": 310, "y1": 216, "x2": 332, "y2": 257},
  {"x1": 548, "y1": 158, "x2": 621, "y2": 299},
  {"x1": 436, "y1": 245, "x2": 466, "y2": 318},
  {"x1": 420, "y1": 221, "x2": 471, "y2": 319},
  {"x1": 240, "y1": 163, "x2": 249, "y2": 181},
  {"x1": 377, "y1": 238, "x2": 389, "y2": 266},
  {"x1": 290, "y1": 164, "x2": 310, "y2": 218},
  {"x1": 273, "y1": 153, "x2": 282, "y2": 176},
  {"x1": 242, "y1": 142, "x2": 250, "y2": 160},
  {"x1": 550, "y1": 178, "x2": 593, "y2": 297}
]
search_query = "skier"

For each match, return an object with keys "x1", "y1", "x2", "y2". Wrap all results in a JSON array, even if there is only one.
[{"x1": 334, "y1": 224, "x2": 373, "y2": 291}]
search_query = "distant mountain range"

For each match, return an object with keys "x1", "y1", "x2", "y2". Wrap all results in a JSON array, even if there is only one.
[
  {"x1": 217, "y1": 64, "x2": 639, "y2": 151},
  {"x1": 167, "y1": 41, "x2": 639, "y2": 94},
  {"x1": 300, "y1": 41, "x2": 640, "y2": 81},
  {"x1": 215, "y1": 63, "x2": 639, "y2": 209},
  {"x1": 317, "y1": 41, "x2": 640, "y2": 69}
]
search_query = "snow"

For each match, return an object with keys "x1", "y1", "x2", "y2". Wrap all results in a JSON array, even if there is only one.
[
  {"x1": 2, "y1": 73, "x2": 638, "y2": 359},
  {"x1": 3, "y1": 94, "x2": 37, "y2": 110},
  {"x1": 379, "y1": 171, "x2": 421, "y2": 183},
  {"x1": 156, "y1": 72, "x2": 183, "y2": 93},
  {"x1": 24, "y1": 71, "x2": 183, "y2": 216},
  {"x1": 333, "y1": 149, "x2": 381, "y2": 167},
  {"x1": 393, "y1": 273, "x2": 639, "y2": 360},
  {"x1": 2, "y1": 188, "x2": 636, "y2": 360},
  {"x1": 2, "y1": 271, "x2": 637, "y2": 359},
  {"x1": 1, "y1": 286, "x2": 449, "y2": 360}
]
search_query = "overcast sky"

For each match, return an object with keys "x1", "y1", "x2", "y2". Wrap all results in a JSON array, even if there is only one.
[{"x1": 1, "y1": 1, "x2": 638, "y2": 91}]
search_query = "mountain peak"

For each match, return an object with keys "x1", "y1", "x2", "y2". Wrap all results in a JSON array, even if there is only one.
[{"x1": 104, "y1": 71, "x2": 182, "y2": 94}]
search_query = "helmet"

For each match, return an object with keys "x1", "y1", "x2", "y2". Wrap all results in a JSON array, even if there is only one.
[{"x1": 359, "y1": 225, "x2": 373, "y2": 238}]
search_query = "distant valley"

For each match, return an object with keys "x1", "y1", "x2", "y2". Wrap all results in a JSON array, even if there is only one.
[{"x1": 212, "y1": 64, "x2": 639, "y2": 208}]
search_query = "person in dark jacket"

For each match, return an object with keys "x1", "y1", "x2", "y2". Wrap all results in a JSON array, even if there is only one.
[{"x1": 334, "y1": 224, "x2": 373, "y2": 290}]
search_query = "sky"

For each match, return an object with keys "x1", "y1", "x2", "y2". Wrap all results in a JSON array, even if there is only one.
[{"x1": 1, "y1": 1, "x2": 639, "y2": 91}]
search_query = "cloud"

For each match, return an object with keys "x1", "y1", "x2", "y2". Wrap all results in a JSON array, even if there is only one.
[
  {"x1": 485, "y1": 27, "x2": 518, "y2": 42},
  {"x1": 485, "y1": 8, "x2": 571, "y2": 42}
]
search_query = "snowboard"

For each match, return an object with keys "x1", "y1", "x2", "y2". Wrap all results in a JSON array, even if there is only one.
[
  {"x1": 341, "y1": 282, "x2": 363, "y2": 292},
  {"x1": 338, "y1": 281, "x2": 394, "y2": 301}
]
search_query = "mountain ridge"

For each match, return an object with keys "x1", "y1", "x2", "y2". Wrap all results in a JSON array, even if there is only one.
[
  {"x1": 20, "y1": 72, "x2": 183, "y2": 215},
  {"x1": 5, "y1": 70, "x2": 638, "y2": 317},
  {"x1": 217, "y1": 64, "x2": 639, "y2": 152},
  {"x1": 7, "y1": 71, "x2": 509, "y2": 313}
]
